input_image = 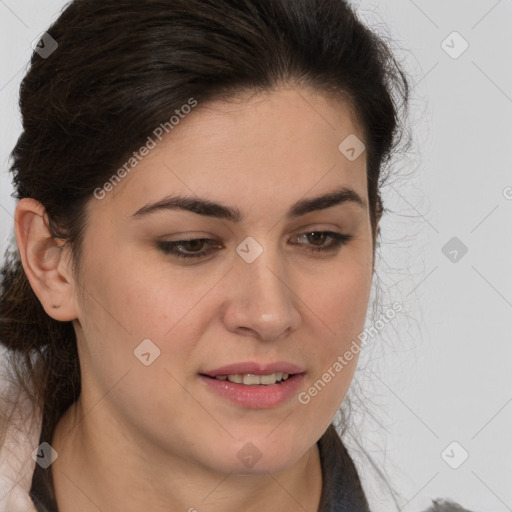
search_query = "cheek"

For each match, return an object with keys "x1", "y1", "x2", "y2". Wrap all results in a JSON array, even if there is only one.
[
  {"x1": 298, "y1": 259, "x2": 371, "y2": 410},
  {"x1": 308, "y1": 258, "x2": 373, "y2": 339},
  {"x1": 78, "y1": 248, "x2": 194, "y2": 339},
  {"x1": 73, "y1": 257, "x2": 202, "y2": 435},
  {"x1": 75, "y1": 256, "x2": 224, "y2": 413}
]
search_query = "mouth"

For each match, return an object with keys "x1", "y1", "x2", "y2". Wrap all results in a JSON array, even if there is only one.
[
  {"x1": 199, "y1": 372, "x2": 296, "y2": 386},
  {"x1": 199, "y1": 361, "x2": 306, "y2": 383},
  {"x1": 198, "y1": 361, "x2": 306, "y2": 408}
]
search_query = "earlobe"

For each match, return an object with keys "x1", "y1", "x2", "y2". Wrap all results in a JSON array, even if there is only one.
[{"x1": 14, "y1": 198, "x2": 78, "y2": 322}]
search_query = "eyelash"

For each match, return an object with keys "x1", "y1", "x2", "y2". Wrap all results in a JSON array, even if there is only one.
[{"x1": 157, "y1": 231, "x2": 353, "y2": 260}]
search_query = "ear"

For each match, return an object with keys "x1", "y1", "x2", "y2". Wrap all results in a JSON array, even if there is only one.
[{"x1": 14, "y1": 198, "x2": 78, "y2": 322}]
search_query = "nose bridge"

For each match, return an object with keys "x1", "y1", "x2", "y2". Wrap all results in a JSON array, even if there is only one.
[
  {"x1": 245, "y1": 251, "x2": 287, "y2": 310},
  {"x1": 224, "y1": 238, "x2": 301, "y2": 339}
]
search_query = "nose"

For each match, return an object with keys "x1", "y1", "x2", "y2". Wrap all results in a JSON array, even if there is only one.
[{"x1": 221, "y1": 245, "x2": 302, "y2": 341}]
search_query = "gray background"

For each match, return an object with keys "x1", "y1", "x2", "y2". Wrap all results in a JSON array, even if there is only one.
[{"x1": 0, "y1": 1, "x2": 511, "y2": 511}]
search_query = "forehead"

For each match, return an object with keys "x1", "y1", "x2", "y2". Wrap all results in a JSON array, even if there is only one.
[
  {"x1": 91, "y1": 86, "x2": 368, "y2": 219},
  {"x1": 167, "y1": 86, "x2": 365, "y2": 158}
]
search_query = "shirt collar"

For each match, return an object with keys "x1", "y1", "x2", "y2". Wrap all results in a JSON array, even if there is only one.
[{"x1": 317, "y1": 424, "x2": 371, "y2": 512}]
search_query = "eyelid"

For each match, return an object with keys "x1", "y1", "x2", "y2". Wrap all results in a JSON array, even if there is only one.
[{"x1": 156, "y1": 229, "x2": 352, "y2": 260}]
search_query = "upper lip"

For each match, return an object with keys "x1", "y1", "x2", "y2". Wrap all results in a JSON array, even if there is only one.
[{"x1": 200, "y1": 361, "x2": 306, "y2": 377}]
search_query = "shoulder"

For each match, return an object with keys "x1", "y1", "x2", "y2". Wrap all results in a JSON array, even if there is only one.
[{"x1": 422, "y1": 499, "x2": 476, "y2": 512}]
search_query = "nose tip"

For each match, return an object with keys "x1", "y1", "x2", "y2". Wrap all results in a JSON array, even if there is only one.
[{"x1": 222, "y1": 255, "x2": 302, "y2": 341}]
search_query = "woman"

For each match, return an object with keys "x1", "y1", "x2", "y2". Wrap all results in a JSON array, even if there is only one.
[{"x1": 0, "y1": 0, "x2": 474, "y2": 510}]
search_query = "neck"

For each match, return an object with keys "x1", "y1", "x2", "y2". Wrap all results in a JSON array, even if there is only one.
[{"x1": 50, "y1": 399, "x2": 323, "y2": 512}]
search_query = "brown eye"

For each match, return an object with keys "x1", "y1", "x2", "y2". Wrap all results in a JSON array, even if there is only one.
[
  {"x1": 157, "y1": 238, "x2": 222, "y2": 259},
  {"x1": 157, "y1": 231, "x2": 352, "y2": 261},
  {"x1": 291, "y1": 231, "x2": 353, "y2": 254}
]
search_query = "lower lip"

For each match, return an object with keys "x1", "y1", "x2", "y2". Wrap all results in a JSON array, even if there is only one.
[{"x1": 199, "y1": 374, "x2": 305, "y2": 408}]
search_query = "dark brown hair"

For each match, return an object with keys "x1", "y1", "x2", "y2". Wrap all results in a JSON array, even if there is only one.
[{"x1": 1, "y1": 0, "x2": 410, "y2": 502}]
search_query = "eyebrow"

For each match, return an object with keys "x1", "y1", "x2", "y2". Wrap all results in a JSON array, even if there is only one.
[{"x1": 131, "y1": 185, "x2": 366, "y2": 222}]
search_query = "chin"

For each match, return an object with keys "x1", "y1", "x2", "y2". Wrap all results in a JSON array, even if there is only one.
[
  {"x1": 204, "y1": 436, "x2": 307, "y2": 476},
  {"x1": 217, "y1": 454, "x2": 301, "y2": 476}
]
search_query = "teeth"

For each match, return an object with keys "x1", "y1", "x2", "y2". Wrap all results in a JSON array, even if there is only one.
[
  {"x1": 214, "y1": 372, "x2": 291, "y2": 385},
  {"x1": 258, "y1": 373, "x2": 280, "y2": 385},
  {"x1": 243, "y1": 374, "x2": 261, "y2": 385}
]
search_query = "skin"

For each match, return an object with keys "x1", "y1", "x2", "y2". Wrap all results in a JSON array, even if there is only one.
[{"x1": 15, "y1": 85, "x2": 375, "y2": 512}]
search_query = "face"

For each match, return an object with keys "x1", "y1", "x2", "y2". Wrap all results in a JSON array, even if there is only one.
[{"x1": 70, "y1": 86, "x2": 374, "y2": 475}]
